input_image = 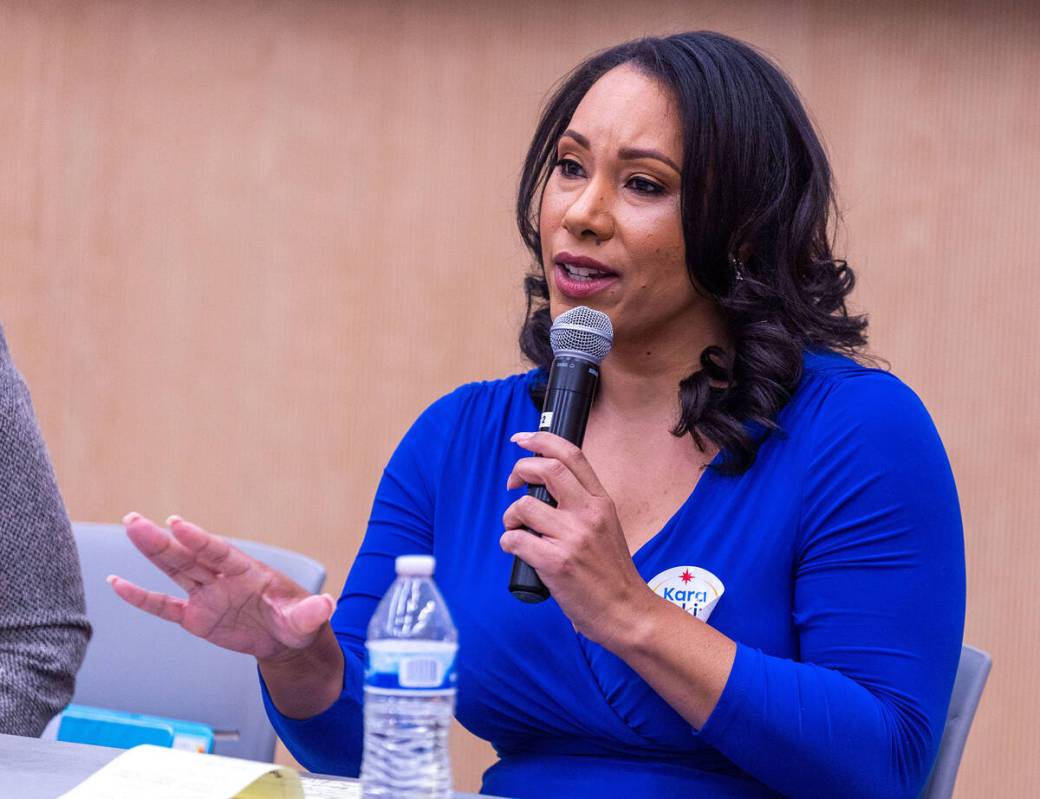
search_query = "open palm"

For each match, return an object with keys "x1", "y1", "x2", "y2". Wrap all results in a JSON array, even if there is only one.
[{"x1": 109, "y1": 513, "x2": 335, "y2": 663}]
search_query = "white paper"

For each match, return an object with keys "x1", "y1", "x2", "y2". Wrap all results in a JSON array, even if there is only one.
[
  {"x1": 57, "y1": 744, "x2": 302, "y2": 799},
  {"x1": 299, "y1": 776, "x2": 363, "y2": 798}
]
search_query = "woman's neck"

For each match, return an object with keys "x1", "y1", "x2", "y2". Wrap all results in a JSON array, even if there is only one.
[{"x1": 594, "y1": 308, "x2": 730, "y2": 419}]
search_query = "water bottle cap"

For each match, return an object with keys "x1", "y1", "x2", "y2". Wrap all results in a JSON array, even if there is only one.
[{"x1": 395, "y1": 554, "x2": 435, "y2": 576}]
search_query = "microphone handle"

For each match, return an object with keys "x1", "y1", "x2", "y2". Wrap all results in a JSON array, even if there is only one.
[{"x1": 509, "y1": 355, "x2": 599, "y2": 604}]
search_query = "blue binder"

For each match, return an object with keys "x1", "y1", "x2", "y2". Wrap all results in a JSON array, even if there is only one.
[{"x1": 56, "y1": 704, "x2": 215, "y2": 752}]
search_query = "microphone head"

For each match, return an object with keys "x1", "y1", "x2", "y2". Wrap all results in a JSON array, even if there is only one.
[{"x1": 549, "y1": 306, "x2": 614, "y2": 363}]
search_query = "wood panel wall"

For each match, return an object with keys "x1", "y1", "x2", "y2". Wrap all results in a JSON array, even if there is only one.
[{"x1": 1, "y1": 1, "x2": 1036, "y2": 794}]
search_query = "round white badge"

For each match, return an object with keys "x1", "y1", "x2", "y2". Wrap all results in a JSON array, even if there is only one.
[{"x1": 647, "y1": 565, "x2": 725, "y2": 622}]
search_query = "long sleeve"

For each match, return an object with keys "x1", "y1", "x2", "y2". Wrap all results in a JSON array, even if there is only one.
[
  {"x1": 0, "y1": 327, "x2": 91, "y2": 736},
  {"x1": 261, "y1": 386, "x2": 464, "y2": 774},
  {"x1": 697, "y1": 372, "x2": 965, "y2": 799}
]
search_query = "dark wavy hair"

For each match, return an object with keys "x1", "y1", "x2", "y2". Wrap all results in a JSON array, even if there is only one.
[{"x1": 517, "y1": 31, "x2": 867, "y2": 474}]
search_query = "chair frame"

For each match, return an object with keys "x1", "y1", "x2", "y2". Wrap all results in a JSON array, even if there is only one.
[{"x1": 919, "y1": 644, "x2": 992, "y2": 799}]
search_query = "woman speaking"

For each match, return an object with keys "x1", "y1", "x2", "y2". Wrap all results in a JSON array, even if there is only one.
[{"x1": 110, "y1": 31, "x2": 965, "y2": 798}]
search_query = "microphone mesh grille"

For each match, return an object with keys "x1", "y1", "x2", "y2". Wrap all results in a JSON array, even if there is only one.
[{"x1": 549, "y1": 306, "x2": 614, "y2": 363}]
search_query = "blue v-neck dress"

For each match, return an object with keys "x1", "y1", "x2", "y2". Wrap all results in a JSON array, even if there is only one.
[{"x1": 262, "y1": 350, "x2": 965, "y2": 799}]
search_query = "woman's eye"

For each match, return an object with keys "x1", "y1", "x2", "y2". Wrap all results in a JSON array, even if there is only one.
[
  {"x1": 628, "y1": 176, "x2": 664, "y2": 195},
  {"x1": 553, "y1": 158, "x2": 663, "y2": 194},
  {"x1": 555, "y1": 157, "x2": 585, "y2": 178}
]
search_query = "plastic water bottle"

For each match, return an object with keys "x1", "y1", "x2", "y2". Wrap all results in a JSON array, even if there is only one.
[{"x1": 361, "y1": 555, "x2": 458, "y2": 799}]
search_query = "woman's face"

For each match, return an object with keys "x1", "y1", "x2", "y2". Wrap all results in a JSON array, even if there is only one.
[{"x1": 539, "y1": 64, "x2": 701, "y2": 342}]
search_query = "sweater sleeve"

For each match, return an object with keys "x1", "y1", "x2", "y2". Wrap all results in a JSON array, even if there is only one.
[
  {"x1": 0, "y1": 327, "x2": 91, "y2": 736},
  {"x1": 697, "y1": 373, "x2": 965, "y2": 799},
  {"x1": 261, "y1": 386, "x2": 463, "y2": 775}
]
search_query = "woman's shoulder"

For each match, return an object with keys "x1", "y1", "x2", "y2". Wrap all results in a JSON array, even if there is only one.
[
  {"x1": 408, "y1": 369, "x2": 541, "y2": 435},
  {"x1": 442, "y1": 368, "x2": 542, "y2": 402},
  {"x1": 790, "y1": 349, "x2": 944, "y2": 455},
  {"x1": 797, "y1": 349, "x2": 924, "y2": 412},
  {"x1": 801, "y1": 348, "x2": 896, "y2": 386}
]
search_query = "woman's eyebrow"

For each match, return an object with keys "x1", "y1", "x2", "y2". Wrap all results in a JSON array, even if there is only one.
[
  {"x1": 560, "y1": 129, "x2": 680, "y2": 173},
  {"x1": 618, "y1": 146, "x2": 680, "y2": 173}
]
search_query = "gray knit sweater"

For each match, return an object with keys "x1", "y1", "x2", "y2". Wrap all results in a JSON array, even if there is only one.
[{"x1": 0, "y1": 325, "x2": 91, "y2": 735}]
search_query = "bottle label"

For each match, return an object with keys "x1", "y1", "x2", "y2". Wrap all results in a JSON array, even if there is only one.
[{"x1": 365, "y1": 640, "x2": 458, "y2": 695}]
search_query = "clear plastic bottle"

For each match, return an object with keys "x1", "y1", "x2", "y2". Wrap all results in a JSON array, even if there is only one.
[{"x1": 361, "y1": 555, "x2": 458, "y2": 799}]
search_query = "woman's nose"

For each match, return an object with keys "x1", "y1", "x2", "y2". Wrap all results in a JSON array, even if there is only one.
[{"x1": 561, "y1": 180, "x2": 615, "y2": 243}]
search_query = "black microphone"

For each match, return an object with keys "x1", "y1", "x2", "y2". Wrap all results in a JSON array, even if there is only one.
[{"x1": 509, "y1": 305, "x2": 614, "y2": 604}]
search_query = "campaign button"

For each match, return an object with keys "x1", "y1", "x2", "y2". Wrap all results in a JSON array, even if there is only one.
[{"x1": 647, "y1": 565, "x2": 724, "y2": 622}]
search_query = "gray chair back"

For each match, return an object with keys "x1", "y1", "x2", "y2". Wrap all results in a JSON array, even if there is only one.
[
  {"x1": 919, "y1": 644, "x2": 992, "y2": 799},
  {"x1": 71, "y1": 521, "x2": 326, "y2": 762}
]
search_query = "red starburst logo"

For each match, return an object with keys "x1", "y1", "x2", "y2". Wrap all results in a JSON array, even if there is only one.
[{"x1": 680, "y1": 569, "x2": 694, "y2": 584}]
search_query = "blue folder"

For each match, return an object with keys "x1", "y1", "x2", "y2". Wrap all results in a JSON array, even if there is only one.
[{"x1": 56, "y1": 704, "x2": 215, "y2": 752}]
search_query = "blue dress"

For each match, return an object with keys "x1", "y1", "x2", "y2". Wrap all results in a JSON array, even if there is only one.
[{"x1": 262, "y1": 351, "x2": 965, "y2": 799}]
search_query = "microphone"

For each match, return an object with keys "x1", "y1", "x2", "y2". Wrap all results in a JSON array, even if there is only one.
[{"x1": 509, "y1": 305, "x2": 614, "y2": 604}]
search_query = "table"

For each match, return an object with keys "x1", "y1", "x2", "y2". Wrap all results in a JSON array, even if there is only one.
[{"x1": 0, "y1": 733, "x2": 492, "y2": 798}]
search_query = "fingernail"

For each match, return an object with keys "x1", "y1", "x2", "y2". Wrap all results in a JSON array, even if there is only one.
[
  {"x1": 166, "y1": 515, "x2": 182, "y2": 527},
  {"x1": 511, "y1": 432, "x2": 534, "y2": 443},
  {"x1": 106, "y1": 575, "x2": 117, "y2": 585},
  {"x1": 122, "y1": 512, "x2": 141, "y2": 525}
]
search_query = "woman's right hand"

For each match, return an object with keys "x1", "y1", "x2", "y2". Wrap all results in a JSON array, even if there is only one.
[{"x1": 109, "y1": 512, "x2": 336, "y2": 665}]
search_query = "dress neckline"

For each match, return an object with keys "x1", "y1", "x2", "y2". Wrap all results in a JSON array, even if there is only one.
[{"x1": 628, "y1": 446, "x2": 724, "y2": 565}]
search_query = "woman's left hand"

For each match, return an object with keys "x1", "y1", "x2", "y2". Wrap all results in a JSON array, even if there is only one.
[{"x1": 500, "y1": 431, "x2": 655, "y2": 649}]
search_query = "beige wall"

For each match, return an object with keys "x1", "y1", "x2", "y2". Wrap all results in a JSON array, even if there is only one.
[{"x1": 2, "y1": 0, "x2": 1037, "y2": 794}]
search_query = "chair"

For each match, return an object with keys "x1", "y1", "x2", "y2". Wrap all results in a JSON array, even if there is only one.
[
  {"x1": 919, "y1": 644, "x2": 992, "y2": 799},
  {"x1": 70, "y1": 521, "x2": 326, "y2": 762}
]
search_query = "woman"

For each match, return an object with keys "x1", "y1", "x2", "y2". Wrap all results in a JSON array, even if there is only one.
[
  {"x1": 111, "y1": 32, "x2": 965, "y2": 798},
  {"x1": 1, "y1": 324, "x2": 91, "y2": 735}
]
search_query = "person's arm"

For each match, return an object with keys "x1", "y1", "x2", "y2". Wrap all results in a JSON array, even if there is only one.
[
  {"x1": 0, "y1": 328, "x2": 91, "y2": 736},
  {"x1": 692, "y1": 376, "x2": 964, "y2": 799},
  {"x1": 110, "y1": 386, "x2": 465, "y2": 775},
  {"x1": 502, "y1": 374, "x2": 964, "y2": 799},
  {"x1": 258, "y1": 387, "x2": 463, "y2": 775}
]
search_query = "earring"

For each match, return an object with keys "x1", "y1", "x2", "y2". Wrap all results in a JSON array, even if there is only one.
[{"x1": 728, "y1": 254, "x2": 746, "y2": 282}]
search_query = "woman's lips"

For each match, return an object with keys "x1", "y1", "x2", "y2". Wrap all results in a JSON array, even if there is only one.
[{"x1": 552, "y1": 259, "x2": 619, "y2": 299}]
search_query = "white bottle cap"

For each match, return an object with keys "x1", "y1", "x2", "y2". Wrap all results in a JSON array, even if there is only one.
[{"x1": 395, "y1": 555, "x2": 435, "y2": 576}]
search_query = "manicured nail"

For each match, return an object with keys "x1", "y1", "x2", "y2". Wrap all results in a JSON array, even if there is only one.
[
  {"x1": 106, "y1": 575, "x2": 117, "y2": 585},
  {"x1": 122, "y1": 512, "x2": 141, "y2": 525},
  {"x1": 511, "y1": 432, "x2": 534, "y2": 443}
]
